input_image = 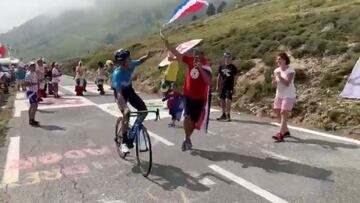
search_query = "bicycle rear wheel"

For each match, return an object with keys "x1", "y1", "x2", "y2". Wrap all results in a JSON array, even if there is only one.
[
  {"x1": 136, "y1": 126, "x2": 152, "y2": 177},
  {"x1": 115, "y1": 117, "x2": 127, "y2": 159}
]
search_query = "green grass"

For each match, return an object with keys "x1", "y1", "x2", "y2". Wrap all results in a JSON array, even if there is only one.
[
  {"x1": 59, "y1": 0, "x2": 360, "y2": 133},
  {"x1": 0, "y1": 91, "x2": 15, "y2": 147}
]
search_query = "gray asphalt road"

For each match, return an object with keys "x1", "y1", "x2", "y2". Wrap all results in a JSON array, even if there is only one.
[{"x1": 0, "y1": 76, "x2": 359, "y2": 203}]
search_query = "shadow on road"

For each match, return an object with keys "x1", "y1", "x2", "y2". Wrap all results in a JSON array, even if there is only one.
[
  {"x1": 285, "y1": 136, "x2": 359, "y2": 150},
  {"x1": 132, "y1": 163, "x2": 211, "y2": 192},
  {"x1": 39, "y1": 125, "x2": 66, "y2": 131},
  {"x1": 209, "y1": 118, "x2": 272, "y2": 126},
  {"x1": 190, "y1": 149, "x2": 333, "y2": 182},
  {"x1": 38, "y1": 110, "x2": 56, "y2": 114}
]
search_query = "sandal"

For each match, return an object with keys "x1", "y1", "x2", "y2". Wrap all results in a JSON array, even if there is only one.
[{"x1": 272, "y1": 133, "x2": 284, "y2": 142}]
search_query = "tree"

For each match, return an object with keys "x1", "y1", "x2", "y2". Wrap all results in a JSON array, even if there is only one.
[
  {"x1": 206, "y1": 3, "x2": 216, "y2": 16},
  {"x1": 192, "y1": 15, "x2": 198, "y2": 21},
  {"x1": 217, "y1": 1, "x2": 227, "y2": 14}
]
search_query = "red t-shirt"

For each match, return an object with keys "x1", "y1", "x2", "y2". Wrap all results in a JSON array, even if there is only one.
[
  {"x1": 182, "y1": 55, "x2": 210, "y2": 100},
  {"x1": 0, "y1": 45, "x2": 6, "y2": 58}
]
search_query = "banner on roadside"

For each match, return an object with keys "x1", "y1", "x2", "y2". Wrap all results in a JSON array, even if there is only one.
[{"x1": 341, "y1": 57, "x2": 360, "y2": 99}]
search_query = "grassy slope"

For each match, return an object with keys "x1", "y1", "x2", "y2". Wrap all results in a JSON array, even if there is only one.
[
  {"x1": 0, "y1": 91, "x2": 15, "y2": 147},
  {"x1": 77, "y1": 0, "x2": 360, "y2": 134}
]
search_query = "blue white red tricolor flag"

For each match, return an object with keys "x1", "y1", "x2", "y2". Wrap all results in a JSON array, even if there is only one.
[{"x1": 167, "y1": 0, "x2": 209, "y2": 25}]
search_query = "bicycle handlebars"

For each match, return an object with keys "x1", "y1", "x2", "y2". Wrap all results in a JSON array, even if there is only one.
[{"x1": 129, "y1": 108, "x2": 160, "y2": 121}]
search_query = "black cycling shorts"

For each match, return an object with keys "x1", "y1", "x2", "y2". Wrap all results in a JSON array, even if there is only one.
[
  {"x1": 219, "y1": 88, "x2": 233, "y2": 101},
  {"x1": 119, "y1": 87, "x2": 147, "y2": 112},
  {"x1": 184, "y1": 97, "x2": 204, "y2": 123}
]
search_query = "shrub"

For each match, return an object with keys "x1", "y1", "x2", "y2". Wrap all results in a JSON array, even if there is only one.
[
  {"x1": 326, "y1": 42, "x2": 348, "y2": 55},
  {"x1": 283, "y1": 36, "x2": 306, "y2": 49},
  {"x1": 320, "y1": 73, "x2": 344, "y2": 88},
  {"x1": 351, "y1": 43, "x2": 360, "y2": 53},
  {"x1": 336, "y1": 57, "x2": 357, "y2": 76},
  {"x1": 295, "y1": 69, "x2": 308, "y2": 83},
  {"x1": 252, "y1": 40, "x2": 279, "y2": 58},
  {"x1": 235, "y1": 60, "x2": 256, "y2": 72},
  {"x1": 262, "y1": 53, "x2": 276, "y2": 67},
  {"x1": 269, "y1": 32, "x2": 287, "y2": 41}
]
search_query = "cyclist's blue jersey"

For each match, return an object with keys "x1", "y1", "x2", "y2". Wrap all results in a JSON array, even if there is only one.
[{"x1": 111, "y1": 60, "x2": 141, "y2": 91}]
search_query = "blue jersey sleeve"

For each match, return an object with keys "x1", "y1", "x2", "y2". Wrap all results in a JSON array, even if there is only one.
[{"x1": 131, "y1": 60, "x2": 142, "y2": 70}]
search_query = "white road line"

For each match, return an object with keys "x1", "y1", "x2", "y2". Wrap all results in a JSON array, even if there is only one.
[
  {"x1": 148, "y1": 131, "x2": 175, "y2": 146},
  {"x1": 261, "y1": 149, "x2": 300, "y2": 163},
  {"x1": 14, "y1": 99, "x2": 28, "y2": 117},
  {"x1": 59, "y1": 84, "x2": 175, "y2": 147},
  {"x1": 209, "y1": 164, "x2": 289, "y2": 203},
  {"x1": 2, "y1": 137, "x2": 20, "y2": 186},
  {"x1": 199, "y1": 177, "x2": 216, "y2": 186},
  {"x1": 270, "y1": 122, "x2": 360, "y2": 145}
]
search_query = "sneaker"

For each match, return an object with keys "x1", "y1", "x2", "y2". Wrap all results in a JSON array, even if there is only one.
[
  {"x1": 181, "y1": 140, "x2": 192, "y2": 151},
  {"x1": 29, "y1": 120, "x2": 40, "y2": 127},
  {"x1": 216, "y1": 114, "x2": 226, "y2": 121},
  {"x1": 126, "y1": 139, "x2": 134, "y2": 149},
  {"x1": 226, "y1": 114, "x2": 231, "y2": 122},
  {"x1": 121, "y1": 144, "x2": 130, "y2": 154}
]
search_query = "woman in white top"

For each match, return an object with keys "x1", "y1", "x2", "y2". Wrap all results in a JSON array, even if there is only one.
[
  {"x1": 96, "y1": 61, "x2": 106, "y2": 95},
  {"x1": 52, "y1": 63, "x2": 62, "y2": 98},
  {"x1": 271, "y1": 52, "x2": 296, "y2": 142},
  {"x1": 75, "y1": 60, "x2": 87, "y2": 92}
]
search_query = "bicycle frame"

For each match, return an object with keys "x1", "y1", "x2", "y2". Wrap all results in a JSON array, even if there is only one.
[{"x1": 128, "y1": 109, "x2": 160, "y2": 140}]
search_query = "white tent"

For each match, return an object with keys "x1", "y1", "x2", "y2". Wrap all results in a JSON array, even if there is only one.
[{"x1": 341, "y1": 57, "x2": 360, "y2": 99}]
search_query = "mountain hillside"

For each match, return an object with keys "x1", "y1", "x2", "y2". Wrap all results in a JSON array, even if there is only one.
[
  {"x1": 78, "y1": 0, "x2": 360, "y2": 137},
  {"x1": 0, "y1": 0, "x2": 236, "y2": 61}
]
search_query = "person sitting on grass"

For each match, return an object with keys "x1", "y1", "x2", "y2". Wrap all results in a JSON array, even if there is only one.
[{"x1": 162, "y1": 84, "x2": 184, "y2": 128}]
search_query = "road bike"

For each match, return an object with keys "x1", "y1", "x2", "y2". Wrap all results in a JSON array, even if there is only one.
[{"x1": 114, "y1": 109, "x2": 160, "y2": 177}]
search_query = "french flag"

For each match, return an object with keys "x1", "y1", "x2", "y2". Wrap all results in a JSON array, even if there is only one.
[{"x1": 167, "y1": 0, "x2": 209, "y2": 25}]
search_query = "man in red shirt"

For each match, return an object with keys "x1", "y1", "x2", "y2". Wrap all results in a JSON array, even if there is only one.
[{"x1": 162, "y1": 34, "x2": 212, "y2": 151}]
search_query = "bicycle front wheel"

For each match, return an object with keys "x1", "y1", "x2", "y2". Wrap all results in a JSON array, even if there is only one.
[
  {"x1": 136, "y1": 126, "x2": 152, "y2": 177},
  {"x1": 115, "y1": 117, "x2": 127, "y2": 159}
]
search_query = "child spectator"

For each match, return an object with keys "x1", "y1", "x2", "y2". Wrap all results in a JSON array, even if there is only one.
[{"x1": 162, "y1": 84, "x2": 184, "y2": 127}]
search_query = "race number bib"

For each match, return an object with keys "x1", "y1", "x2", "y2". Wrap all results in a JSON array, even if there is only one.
[{"x1": 190, "y1": 68, "x2": 200, "y2": 79}]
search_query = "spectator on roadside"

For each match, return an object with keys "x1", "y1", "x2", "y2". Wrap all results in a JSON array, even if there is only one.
[
  {"x1": 36, "y1": 58, "x2": 46, "y2": 100},
  {"x1": 106, "y1": 60, "x2": 115, "y2": 89},
  {"x1": 25, "y1": 62, "x2": 40, "y2": 127},
  {"x1": 52, "y1": 63, "x2": 62, "y2": 98},
  {"x1": 216, "y1": 52, "x2": 237, "y2": 122},
  {"x1": 162, "y1": 84, "x2": 183, "y2": 127},
  {"x1": 271, "y1": 52, "x2": 296, "y2": 142},
  {"x1": 75, "y1": 60, "x2": 87, "y2": 92},
  {"x1": 160, "y1": 52, "x2": 179, "y2": 98},
  {"x1": 45, "y1": 63, "x2": 54, "y2": 95},
  {"x1": 15, "y1": 64, "x2": 26, "y2": 91},
  {"x1": 162, "y1": 34, "x2": 212, "y2": 151},
  {"x1": 96, "y1": 61, "x2": 106, "y2": 95}
]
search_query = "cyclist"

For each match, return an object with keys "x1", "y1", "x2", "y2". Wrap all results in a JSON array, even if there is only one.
[{"x1": 112, "y1": 48, "x2": 154, "y2": 154}]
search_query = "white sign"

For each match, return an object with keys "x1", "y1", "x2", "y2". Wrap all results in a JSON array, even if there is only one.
[
  {"x1": 341, "y1": 57, "x2": 360, "y2": 99},
  {"x1": 159, "y1": 39, "x2": 203, "y2": 67}
]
